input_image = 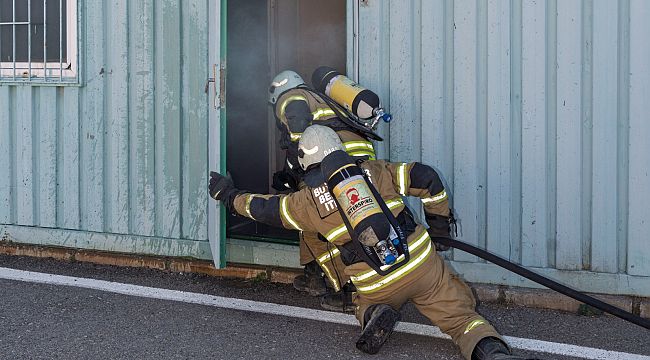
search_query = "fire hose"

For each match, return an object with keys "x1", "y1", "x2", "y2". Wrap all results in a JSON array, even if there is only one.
[{"x1": 429, "y1": 236, "x2": 650, "y2": 330}]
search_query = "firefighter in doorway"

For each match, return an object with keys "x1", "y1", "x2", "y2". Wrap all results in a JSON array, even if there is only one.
[
  {"x1": 209, "y1": 125, "x2": 533, "y2": 360},
  {"x1": 267, "y1": 70, "x2": 380, "y2": 312}
]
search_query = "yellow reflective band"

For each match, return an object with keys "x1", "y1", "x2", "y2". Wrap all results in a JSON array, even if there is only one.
[
  {"x1": 279, "y1": 95, "x2": 308, "y2": 118},
  {"x1": 290, "y1": 132, "x2": 302, "y2": 141},
  {"x1": 354, "y1": 241, "x2": 433, "y2": 294},
  {"x1": 343, "y1": 141, "x2": 374, "y2": 150},
  {"x1": 312, "y1": 108, "x2": 335, "y2": 120},
  {"x1": 347, "y1": 150, "x2": 376, "y2": 158},
  {"x1": 344, "y1": 141, "x2": 375, "y2": 159},
  {"x1": 321, "y1": 263, "x2": 341, "y2": 292},
  {"x1": 317, "y1": 247, "x2": 341, "y2": 264},
  {"x1": 385, "y1": 198, "x2": 404, "y2": 209},
  {"x1": 464, "y1": 319, "x2": 486, "y2": 334},
  {"x1": 351, "y1": 230, "x2": 430, "y2": 282},
  {"x1": 325, "y1": 224, "x2": 348, "y2": 242},
  {"x1": 422, "y1": 190, "x2": 448, "y2": 204},
  {"x1": 245, "y1": 195, "x2": 255, "y2": 220},
  {"x1": 280, "y1": 197, "x2": 302, "y2": 230},
  {"x1": 397, "y1": 163, "x2": 407, "y2": 195}
]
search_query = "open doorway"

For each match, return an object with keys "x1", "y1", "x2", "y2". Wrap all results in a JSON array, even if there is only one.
[{"x1": 226, "y1": 0, "x2": 347, "y2": 243}]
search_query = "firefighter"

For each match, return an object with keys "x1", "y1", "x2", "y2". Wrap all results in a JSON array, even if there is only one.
[
  {"x1": 268, "y1": 70, "x2": 379, "y2": 311},
  {"x1": 209, "y1": 125, "x2": 534, "y2": 360}
]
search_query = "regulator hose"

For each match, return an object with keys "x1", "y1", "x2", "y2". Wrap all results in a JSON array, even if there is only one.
[{"x1": 430, "y1": 236, "x2": 650, "y2": 330}]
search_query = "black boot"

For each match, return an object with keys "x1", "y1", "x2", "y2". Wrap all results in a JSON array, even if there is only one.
[
  {"x1": 355, "y1": 304, "x2": 400, "y2": 355},
  {"x1": 293, "y1": 261, "x2": 327, "y2": 296},
  {"x1": 472, "y1": 337, "x2": 542, "y2": 360},
  {"x1": 319, "y1": 282, "x2": 356, "y2": 313}
]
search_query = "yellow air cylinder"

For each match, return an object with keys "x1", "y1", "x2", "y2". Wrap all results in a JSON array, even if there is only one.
[{"x1": 312, "y1": 66, "x2": 391, "y2": 123}]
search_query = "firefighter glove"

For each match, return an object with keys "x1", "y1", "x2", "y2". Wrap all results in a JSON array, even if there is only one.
[
  {"x1": 272, "y1": 169, "x2": 299, "y2": 192},
  {"x1": 209, "y1": 171, "x2": 239, "y2": 211},
  {"x1": 425, "y1": 213, "x2": 452, "y2": 251}
]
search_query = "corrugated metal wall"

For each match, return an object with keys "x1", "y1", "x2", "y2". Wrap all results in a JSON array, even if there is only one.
[
  {"x1": 356, "y1": 0, "x2": 650, "y2": 295},
  {"x1": 0, "y1": 0, "x2": 211, "y2": 258},
  {"x1": 2, "y1": 0, "x2": 649, "y2": 295}
]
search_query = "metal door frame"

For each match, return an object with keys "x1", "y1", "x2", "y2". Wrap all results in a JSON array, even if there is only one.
[{"x1": 208, "y1": 0, "x2": 227, "y2": 268}]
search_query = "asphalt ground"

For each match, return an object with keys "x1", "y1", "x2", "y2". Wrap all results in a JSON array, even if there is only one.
[{"x1": 1, "y1": 254, "x2": 649, "y2": 359}]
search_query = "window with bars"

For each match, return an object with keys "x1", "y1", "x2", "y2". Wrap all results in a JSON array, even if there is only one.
[{"x1": 0, "y1": 0, "x2": 77, "y2": 83}]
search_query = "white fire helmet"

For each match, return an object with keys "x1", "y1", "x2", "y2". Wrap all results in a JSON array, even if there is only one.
[
  {"x1": 297, "y1": 125, "x2": 344, "y2": 171},
  {"x1": 269, "y1": 70, "x2": 305, "y2": 104}
]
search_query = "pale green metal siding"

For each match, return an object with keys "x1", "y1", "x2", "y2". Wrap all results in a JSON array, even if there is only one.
[
  {"x1": 2, "y1": 0, "x2": 649, "y2": 298},
  {"x1": 0, "y1": 0, "x2": 212, "y2": 259},
  {"x1": 355, "y1": 0, "x2": 650, "y2": 296}
]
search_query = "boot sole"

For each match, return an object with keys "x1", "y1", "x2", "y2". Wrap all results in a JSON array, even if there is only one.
[
  {"x1": 355, "y1": 307, "x2": 400, "y2": 354},
  {"x1": 292, "y1": 285, "x2": 327, "y2": 297},
  {"x1": 319, "y1": 302, "x2": 356, "y2": 313},
  {"x1": 293, "y1": 278, "x2": 328, "y2": 297}
]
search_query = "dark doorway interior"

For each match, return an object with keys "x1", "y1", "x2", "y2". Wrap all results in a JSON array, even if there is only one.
[{"x1": 226, "y1": 0, "x2": 346, "y2": 243}]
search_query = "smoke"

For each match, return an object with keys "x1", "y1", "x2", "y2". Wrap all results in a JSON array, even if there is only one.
[
  {"x1": 225, "y1": 0, "x2": 348, "y2": 239},
  {"x1": 272, "y1": 0, "x2": 347, "y2": 83},
  {"x1": 226, "y1": 0, "x2": 348, "y2": 192}
]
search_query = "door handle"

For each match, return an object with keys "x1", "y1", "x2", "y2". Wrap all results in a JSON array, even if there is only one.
[
  {"x1": 204, "y1": 77, "x2": 215, "y2": 94},
  {"x1": 205, "y1": 63, "x2": 218, "y2": 109}
]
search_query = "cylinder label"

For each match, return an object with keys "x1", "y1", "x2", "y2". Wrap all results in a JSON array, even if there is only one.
[
  {"x1": 328, "y1": 76, "x2": 364, "y2": 111},
  {"x1": 332, "y1": 176, "x2": 382, "y2": 228}
]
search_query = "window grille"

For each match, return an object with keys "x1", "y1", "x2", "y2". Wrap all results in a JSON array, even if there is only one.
[{"x1": 0, "y1": 0, "x2": 77, "y2": 83}]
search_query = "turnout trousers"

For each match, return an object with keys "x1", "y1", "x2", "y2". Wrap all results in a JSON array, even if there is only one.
[
  {"x1": 299, "y1": 231, "x2": 350, "y2": 292},
  {"x1": 349, "y1": 237, "x2": 503, "y2": 360}
]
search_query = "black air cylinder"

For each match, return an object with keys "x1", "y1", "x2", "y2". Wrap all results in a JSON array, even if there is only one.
[{"x1": 321, "y1": 150, "x2": 398, "y2": 265}]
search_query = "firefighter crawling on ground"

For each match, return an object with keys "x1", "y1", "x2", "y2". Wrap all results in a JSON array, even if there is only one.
[{"x1": 209, "y1": 125, "x2": 539, "y2": 360}]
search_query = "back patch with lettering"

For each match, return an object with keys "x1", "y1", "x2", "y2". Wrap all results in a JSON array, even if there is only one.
[{"x1": 310, "y1": 185, "x2": 338, "y2": 219}]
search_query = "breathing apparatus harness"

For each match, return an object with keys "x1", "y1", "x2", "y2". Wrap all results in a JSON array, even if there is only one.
[
  {"x1": 321, "y1": 150, "x2": 409, "y2": 276},
  {"x1": 296, "y1": 84, "x2": 384, "y2": 142}
]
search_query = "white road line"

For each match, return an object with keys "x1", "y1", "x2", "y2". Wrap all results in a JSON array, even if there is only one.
[{"x1": 0, "y1": 267, "x2": 647, "y2": 360}]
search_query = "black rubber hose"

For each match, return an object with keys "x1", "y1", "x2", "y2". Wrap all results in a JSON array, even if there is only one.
[{"x1": 430, "y1": 236, "x2": 650, "y2": 330}]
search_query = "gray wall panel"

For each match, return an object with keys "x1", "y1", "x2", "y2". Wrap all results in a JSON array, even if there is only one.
[
  {"x1": 128, "y1": 0, "x2": 156, "y2": 238},
  {"x1": 80, "y1": 0, "x2": 106, "y2": 232},
  {"x1": 452, "y1": 0, "x2": 480, "y2": 263},
  {"x1": 357, "y1": 0, "x2": 391, "y2": 159},
  {"x1": 627, "y1": 0, "x2": 650, "y2": 277},
  {"x1": 555, "y1": 0, "x2": 582, "y2": 271},
  {"x1": 485, "y1": 0, "x2": 512, "y2": 260},
  {"x1": 153, "y1": 0, "x2": 182, "y2": 239},
  {"x1": 105, "y1": 0, "x2": 130, "y2": 235},
  {"x1": 485, "y1": 0, "x2": 513, "y2": 257},
  {"x1": 15, "y1": 87, "x2": 34, "y2": 226},
  {"x1": 38, "y1": 87, "x2": 58, "y2": 228},
  {"x1": 0, "y1": 86, "x2": 10, "y2": 224},
  {"x1": 388, "y1": 0, "x2": 420, "y2": 164},
  {"x1": 0, "y1": 87, "x2": 11, "y2": 224},
  {"x1": 591, "y1": 0, "x2": 619, "y2": 273},
  {"x1": 58, "y1": 87, "x2": 80, "y2": 230},
  {"x1": 181, "y1": 0, "x2": 209, "y2": 241},
  {"x1": 520, "y1": 0, "x2": 549, "y2": 268}
]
